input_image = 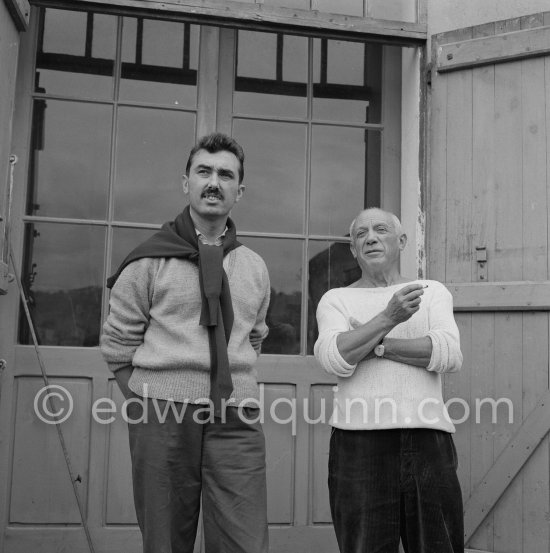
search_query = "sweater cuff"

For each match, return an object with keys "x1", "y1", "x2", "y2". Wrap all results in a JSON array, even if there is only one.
[
  {"x1": 426, "y1": 331, "x2": 448, "y2": 373},
  {"x1": 328, "y1": 334, "x2": 357, "y2": 377}
]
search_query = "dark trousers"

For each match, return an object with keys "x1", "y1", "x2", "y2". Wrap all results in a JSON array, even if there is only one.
[
  {"x1": 329, "y1": 428, "x2": 464, "y2": 553},
  {"x1": 127, "y1": 401, "x2": 268, "y2": 553}
]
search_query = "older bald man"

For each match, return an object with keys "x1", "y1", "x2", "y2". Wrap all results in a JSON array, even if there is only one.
[{"x1": 314, "y1": 208, "x2": 464, "y2": 553}]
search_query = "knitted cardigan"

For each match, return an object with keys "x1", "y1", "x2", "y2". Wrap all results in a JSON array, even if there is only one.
[
  {"x1": 314, "y1": 280, "x2": 462, "y2": 432},
  {"x1": 100, "y1": 246, "x2": 270, "y2": 406}
]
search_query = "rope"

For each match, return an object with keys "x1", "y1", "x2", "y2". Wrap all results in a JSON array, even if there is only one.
[{"x1": 9, "y1": 244, "x2": 97, "y2": 553}]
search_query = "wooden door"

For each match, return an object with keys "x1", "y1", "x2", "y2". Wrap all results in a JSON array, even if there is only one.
[
  {"x1": 0, "y1": 6, "x2": 406, "y2": 553},
  {"x1": 0, "y1": 2, "x2": 27, "y2": 296},
  {"x1": 429, "y1": 12, "x2": 550, "y2": 553}
]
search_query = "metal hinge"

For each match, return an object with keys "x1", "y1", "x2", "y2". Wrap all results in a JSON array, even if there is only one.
[{"x1": 425, "y1": 62, "x2": 433, "y2": 86}]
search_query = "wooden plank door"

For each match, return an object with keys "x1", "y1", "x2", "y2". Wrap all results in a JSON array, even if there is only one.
[{"x1": 429, "y1": 12, "x2": 550, "y2": 553}]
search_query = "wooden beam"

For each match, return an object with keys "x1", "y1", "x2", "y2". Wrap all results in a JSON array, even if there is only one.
[
  {"x1": 447, "y1": 281, "x2": 550, "y2": 311},
  {"x1": 32, "y1": 0, "x2": 426, "y2": 44},
  {"x1": 4, "y1": 0, "x2": 30, "y2": 30},
  {"x1": 437, "y1": 25, "x2": 550, "y2": 73},
  {"x1": 463, "y1": 389, "x2": 550, "y2": 541}
]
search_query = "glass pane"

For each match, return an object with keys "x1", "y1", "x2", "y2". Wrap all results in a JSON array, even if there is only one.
[
  {"x1": 314, "y1": 0, "x2": 363, "y2": 16},
  {"x1": 36, "y1": 9, "x2": 116, "y2": 99},
  {"x1": 239, "y1": 237, "x2": 302, "y2": 354},
  {"x1": 307, "y1": 240, "x2": 359, "y2": 353},
  {"x1": 313, "y1": 40, "x2": 382, "y2": 123},
  {"x1": 234, "y1": 31, "x2": 307, "y2": 118},
  {"x1": 27, "y1": 100, "x2": 111, "y2": 219},
  {"x1": 232, "y1": 120, "x2": 306, "y2": 234},
  {"x1": 114, "y1": 107, "x2": 195, "y2": 224},
  {"x1": 120, "y1": 18, "x2": 199, "y2": 107},
  {"x1": 19, "y1": 223, "x2": 105, "y2": 347},
  {"x1": 111, "y1": 227, "x2": 157, "y2": 273},
  {"x1": 309, "y1": 127, "x2": 381, "y2": 236}
]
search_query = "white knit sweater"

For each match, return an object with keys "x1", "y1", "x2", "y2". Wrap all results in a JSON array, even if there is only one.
[
  {"x1": 314, "y1": 280, "x2": 462, "y2": 432},
  {"x1": 100, "y1": 246, "x2": 270, "y2": 406}
]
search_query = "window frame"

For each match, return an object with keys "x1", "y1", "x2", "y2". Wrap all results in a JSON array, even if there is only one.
[{"x1": 16, "y1": 3, "x2": 425, "y2": 354}]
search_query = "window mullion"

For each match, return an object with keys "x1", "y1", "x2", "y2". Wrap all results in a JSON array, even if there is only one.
[
  {"x1": 196, "y1": 25, "x2": 220, "y2": 138},
  {"x1": 216, "y1": 27, "x2": 236, "y2": 136}
]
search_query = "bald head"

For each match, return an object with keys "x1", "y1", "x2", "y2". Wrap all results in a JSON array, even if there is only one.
[{"x1": 349, "y1": 208, "x2": 402, "y2": 240}]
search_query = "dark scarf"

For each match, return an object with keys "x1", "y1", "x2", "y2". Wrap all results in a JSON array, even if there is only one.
[{"x1": 107, "y1": 205, "x2": 241, "y2": 415}]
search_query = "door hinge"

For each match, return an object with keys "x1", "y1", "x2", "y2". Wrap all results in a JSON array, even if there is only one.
[{"x1": 425, "y1": 62, "x2": 433, "y2": 87}]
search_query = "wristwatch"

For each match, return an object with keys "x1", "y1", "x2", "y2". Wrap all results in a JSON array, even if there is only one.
[{"x1": 374, "y1": 342, "x2": 385, "y2": 358}]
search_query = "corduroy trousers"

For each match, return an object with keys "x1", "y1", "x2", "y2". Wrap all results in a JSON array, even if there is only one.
[
  {"x1": 329, "y1": 428, "x2": 464, "y2": 553},
  {"x1": 127, "y1": 399, "x2": 268, "y2": 553}
]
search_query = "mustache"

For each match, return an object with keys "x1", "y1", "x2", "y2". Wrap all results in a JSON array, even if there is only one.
[{"x1": 201, "y1": 187, "x2": 223, "y2": 199}]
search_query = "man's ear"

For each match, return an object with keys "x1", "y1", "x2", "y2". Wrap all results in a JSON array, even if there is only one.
[
  {"x1": 399, "y1": 233, "x2": 408, "y2": 251},
  {"x1": 182, "y1": 174, "x2": 189, "y2": 195},
  {"x1": 350, "y1": 241, "x2": 357, "y2": 259},
  {"x1": 235, "y1": 182, "x2": 245, "y2": 202}
]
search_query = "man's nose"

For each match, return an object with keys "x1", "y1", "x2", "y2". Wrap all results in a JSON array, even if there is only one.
[
  {"x1": 366, "y1": 232, "x2": 378, "y2": 244},
  {"x1": 208, "y1": 172, "x2": 220, "y2": 188}
]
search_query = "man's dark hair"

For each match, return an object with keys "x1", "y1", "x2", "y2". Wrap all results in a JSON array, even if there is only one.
[{"x1": 185, "y1": 133, "x2": 245, "y2": 183}]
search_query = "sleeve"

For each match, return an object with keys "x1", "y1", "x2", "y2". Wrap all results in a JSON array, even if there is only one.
[
  {"x1": 313, "y1": 291, "x2": 357, "y2": 377},
  {"x1": 249, "y1": 260, "x2": 271, "y2": 355},
  {"x1": 100, "y1": 258, "x2": 156, "y2": 372},
  {"x1": 425, "y1": 283, "x2": 463, "y2": 374}
]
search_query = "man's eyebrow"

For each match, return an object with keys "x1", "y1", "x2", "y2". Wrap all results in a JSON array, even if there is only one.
[
  {"x1": 218, "y1": 167, "x2": 235, "y2": 176},
  {"x1": 195, "y1": 163, "x2": 212, "y2": 171}
]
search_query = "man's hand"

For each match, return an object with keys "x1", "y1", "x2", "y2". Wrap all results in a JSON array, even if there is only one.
[
  {"x1": 114, "y1": 365, "x2": 135, "y2": 400},
  {"x1": 249, "y1": 333, "x2": 263, "y2": 351},
  {"x1": 383, "y1": 283, "x2": 426, "y2": 325}
]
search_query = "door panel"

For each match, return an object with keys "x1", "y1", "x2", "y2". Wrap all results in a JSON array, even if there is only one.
[{"x1": 429, "y1": 13, "x2": 550, "y2": 553}]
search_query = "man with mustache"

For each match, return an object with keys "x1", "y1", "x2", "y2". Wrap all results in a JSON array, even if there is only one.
[
  {"x1": 314, "y1": 208, "x2": 463, "y2": 553},
  {"x1": 101, "y1": 133, "x2": 270, "y2": 553}
]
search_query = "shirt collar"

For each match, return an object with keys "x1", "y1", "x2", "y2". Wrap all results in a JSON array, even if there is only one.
[{"x1": 195, "y1": 226, "x2": 228, "y2": 247}]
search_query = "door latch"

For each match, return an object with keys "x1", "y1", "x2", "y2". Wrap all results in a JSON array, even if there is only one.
[{"x1": 475, "y1": 246, "x2": 487, "y2": 281}]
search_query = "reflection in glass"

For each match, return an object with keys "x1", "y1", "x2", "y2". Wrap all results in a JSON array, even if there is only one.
[
  {"x1": 309, "y1": 127, "x2": 381, "y2": 236},
  {"x1": 238, "y1": 237, "x2": 302, "y2": 354},
  {"x1": 26, "y1": 99, "x2": 111, "y2": 219},
  {"x1": 307, "y1": 240, "x2": 359, "y2": 353},
  {"x1": 313, "y1": 39, "x2": 382, "y2": 123},
  {"x1": 111, "y1": 227, "x2": 157, "y2": 273},
  {"x1": 232, "y1": 120, "x2": 306, "y2": 233},
  {"x1": 120, "y1": 18, "x2": 199, "y2": 106},
  {"x1": 19, "y1": 223, "x2": 106, "y2": 346},
  {"x1": 234, "y1": 31, "x2": 307, "y2": 118},
  {"x1": 114, "y1": 107, "x2": 195, "y2": 224},
  {"x1": 36, "y1": 9, "x2": 116, "y2": 98}
]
